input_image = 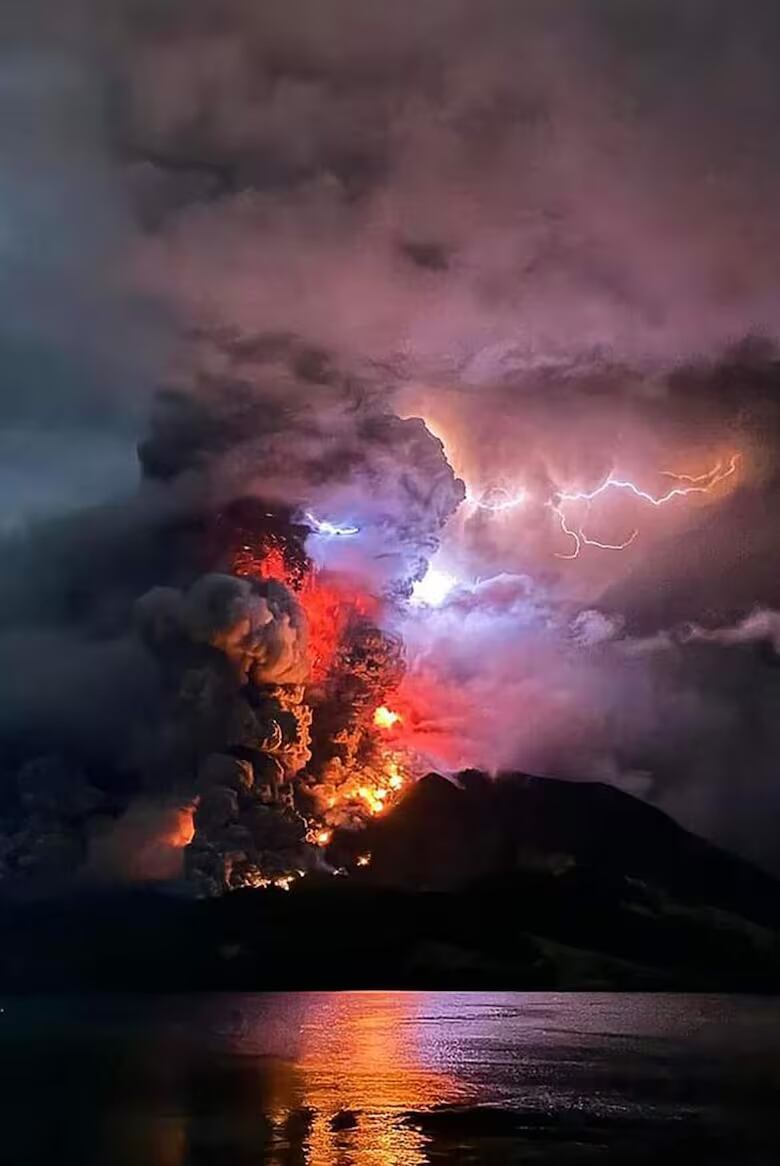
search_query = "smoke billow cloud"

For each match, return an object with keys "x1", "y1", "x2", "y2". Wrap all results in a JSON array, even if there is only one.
[{"x1": 2, "y1": 0, "x2": 780, "y2": 879}]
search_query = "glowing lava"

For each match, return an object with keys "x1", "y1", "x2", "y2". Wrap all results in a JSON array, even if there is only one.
[
  {"x1": 374, "y1": 705, "x2": 402, "y2": 729},
  {"x1": 234, "y1": 542, "x2": 379, "y2": 681},
  {"x1": 240, "y1": 871, "x2": 301, "y2": 890},
  {"x1": 231, "y1": 531, "x2": 413, "y2": 854},
  {"x1": 312, "y1": 752, "x2": 408, "y2": 824}
]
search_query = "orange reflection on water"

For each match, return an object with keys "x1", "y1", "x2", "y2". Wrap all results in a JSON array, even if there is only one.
[
  {"x1": 53, "y1": 994, "x2": 468, "y2": 1166},
  {"x1": 262, "y1": 992, "x2": 468, "y2": 1166}
]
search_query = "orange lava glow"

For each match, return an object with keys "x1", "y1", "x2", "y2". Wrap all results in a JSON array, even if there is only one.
[
  {"x1": 375, "y1": 677, "x2": 476, "y2": 771},
  {"x1": 233, "y1": 542, "x2": 380, "y2": 681},
  {"x1": 230, "y1": 538, "x2": 380, "y2": 680},
  {"x1": 299, "y1": 571, "x2": 379, "y2": 681},
  {"x1": 233, "y1": 542, "x2": 291, "y2": 586},
  {"x1": 165, "y1": 805, "x2": 196, "y2": 849},
  {"x1": 314, "y1": 753, "x2": 408, "y2": 823},
  {"x1": 231, "y1": 534, "x2": 414, "y2": 842},
  {"x1": 373, "y1": 705, "x2": 402, "y2": 729},
  {"x1": 240, "y1": 871, "x2": 301, "y2": 891}
]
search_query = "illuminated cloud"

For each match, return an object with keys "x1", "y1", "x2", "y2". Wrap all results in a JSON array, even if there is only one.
[{"x1": 410, "y1": 568, "x2": 459, "y2": 607}]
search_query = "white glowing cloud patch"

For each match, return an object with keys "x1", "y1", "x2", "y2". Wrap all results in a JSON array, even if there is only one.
[
  {"x1": 304, "y1": 512, "x2": 360, "y2": 537},
  {"x1": 466, "y1": 484, "x2": 528, "y2": 512},
  {"x1": 410, "y1": 568, "x2": 458, "y2": 606}
]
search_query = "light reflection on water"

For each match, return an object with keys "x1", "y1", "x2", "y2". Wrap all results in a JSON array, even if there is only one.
[
  {"x1": 3, "y1": 992, "x2": 471, "y2": 1166},
  {"x1": 3, "y1": 992, "x2": 780, "y2": 1165},
  {"x1": 289, "y1": 992, "x2": 468, "y2": 1165},
  {"x1": 210, "y1": 991, "x2": 470, "y2": 1165}
]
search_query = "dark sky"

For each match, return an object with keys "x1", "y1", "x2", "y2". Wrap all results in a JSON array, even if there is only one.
[{"x1": 2, "y1": 1, "x2": 780, "y2": 869}]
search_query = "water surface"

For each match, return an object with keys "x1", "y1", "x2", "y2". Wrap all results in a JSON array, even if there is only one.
[{"x1": 2, "y1": 992, "x2": 779, "y2": 1164}]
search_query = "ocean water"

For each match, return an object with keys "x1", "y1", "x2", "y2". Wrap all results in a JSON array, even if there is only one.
[{"x1": 2, "y1": 992, "x2": 780, "y2": 1164}]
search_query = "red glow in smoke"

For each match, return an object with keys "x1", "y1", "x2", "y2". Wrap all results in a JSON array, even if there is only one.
[
  {"x1": 234, "y1": 542, "x2": 379, "y2": 681},
  {"x1": 234, "y1": 542, "x2": 290, "y2": 585},
  {"x1": 298, "y1": 570, "x2": 379, "y2": 681},
  {"x1": 373, "y1": 674, "x2": 473, "y2": 770}
]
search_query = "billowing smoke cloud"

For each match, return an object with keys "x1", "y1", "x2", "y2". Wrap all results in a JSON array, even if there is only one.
[
  {"x1": 136, "y1": 573, "x2": 309, "y2": 685},
  {"x1": 88, "y1": 799, "x2": 195, "y2": 883},
  {"x1": 2, "y1": 0, "x2": 780, "y2": 880},
  {"x1": 0, "y1": 3, "x2": 167, "y2": 533},
  {"x1": 118, "y1": 0, "x2": 780, "y2": 370},
  {"x1": 392, "y1": 583, "x2": 780, "y2": 870}
]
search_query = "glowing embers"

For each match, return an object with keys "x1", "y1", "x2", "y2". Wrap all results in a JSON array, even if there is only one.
[
  {"x1": 234, "y1": 869, "x2": 304, "y2": 891},
  {"x1": 549, "y1": 453, "x2": 742, "y2": 559},
  {"x1": 233, "y1": 541, "x2": 293, "y2": 586},
  {"x1": 313, "y1": 751, "x2": 408, "y2": 825},
  {"x1": 353, "y1": 755, "x2": 406, "y2": 816},
  {"x1": 410, "y1": 567, "x2": 458, "y2": 607},
  {"x1": 306, "y1": 746, "x2": 408, "y2": 840},
  {"x1": 373, "y1": 705, "x2": 402, "y2": 730},
  {"x1": 386, "y1": 760, "x2": 405, "y2": 791},
  {"x1": 304, "y1": 512, "x2": 360, "y2": 538},
  {"x1": 307, "y1": 826, "x2": 333, "y2": 848}
]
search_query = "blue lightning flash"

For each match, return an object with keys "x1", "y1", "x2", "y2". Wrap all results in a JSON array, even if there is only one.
[{"x1": 305, "y1": 512, "x2": 360, "y2": 538}]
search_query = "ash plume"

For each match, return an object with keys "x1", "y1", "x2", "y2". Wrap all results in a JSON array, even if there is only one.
[{"x1": 1, "y1": 0, "x2": 780, "y2": 888}]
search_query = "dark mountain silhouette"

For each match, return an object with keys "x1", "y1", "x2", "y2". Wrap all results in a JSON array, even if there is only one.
[{"x1": 1, "y1": 772, "x2": 778, "y2": 991}]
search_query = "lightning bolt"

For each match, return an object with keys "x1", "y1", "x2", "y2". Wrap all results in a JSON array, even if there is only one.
[
  {"x1": 465, "y1": 485, "x2": 528, "y2": 512},
  {"x1": 550, "y1": 453, "x2": 740, "y2": 559},
  {"x1": 557, "y1": 453, "x2": 740, "y2": 509},
  {"x1": 305, "y1": 512, "x2": 360, "y2": 537},
  {"x1": 548, "y1": 501, "x2": 639, "y2": 559}
]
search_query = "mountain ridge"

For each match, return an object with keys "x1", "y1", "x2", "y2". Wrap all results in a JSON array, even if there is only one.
[{"x1": 1, "y1": 771, "x2": 778, "y2": 991}]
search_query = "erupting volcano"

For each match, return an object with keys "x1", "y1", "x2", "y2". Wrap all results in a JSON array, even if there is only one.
[
  {"x1": 0, "y1": 349, "x2": 753, "y2": 900},
  {"x1": 0, "y1": 366, "x2": 751, "y2": 897},
  {"x1": 126, "y1": 388, "x2": 744, "y2": 897},
  {"x1": 5, "y1": 0, "x2": 780, "y2": 909},
  {"x1": 102, "y1": 389, "x2": 466, "y2": 895}
]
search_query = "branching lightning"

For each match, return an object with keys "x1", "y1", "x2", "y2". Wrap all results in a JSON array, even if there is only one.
[
  {"x1": 549, "y1": 453, "x2": 740, "y2": 559},
  {"x1": 548, "y1": 502, "x2": 639, "y2": 560},
  {"x1": 268, "y1": 455, "x2": 737, "y2": 574},
  {"x1": 466, "y1": 485, "x2": 528, "y2": 512},
  {"x1": 557, "y1": 453, "x2": 740, "y2": 510},
  {"x1": 660, "y1": 458, "x2": 740, "y2": 486}
]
